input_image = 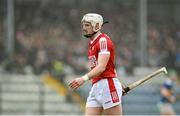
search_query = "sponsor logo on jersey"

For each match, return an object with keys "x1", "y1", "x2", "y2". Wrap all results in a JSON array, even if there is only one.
[{"x1": 88, "y1": 55, "x2": 97, "y2": 68}]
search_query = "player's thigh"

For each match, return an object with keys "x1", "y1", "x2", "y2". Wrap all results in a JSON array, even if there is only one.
[
  {"x1": 103, "y1": 104, "x2": 123, "y2": 115},
  {"x1": 85, "y1": 107, "x2": 103, "y2": 115}
]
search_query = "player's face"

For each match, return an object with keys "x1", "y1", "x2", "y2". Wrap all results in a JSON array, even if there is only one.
[{"x1": 82, "y1": 22, "x2": 94, "y2": 38}]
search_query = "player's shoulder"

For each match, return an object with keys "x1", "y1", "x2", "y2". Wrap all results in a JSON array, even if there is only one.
[
  {"x1": 100, "y1": 33, "x2": 111, "y2": 39},
  {"x1": 98, "y1": 33, "x2": 114, "y2": 49},
  {"x1": 99, "y1": 33, "x2": 112, "y2": 41}
]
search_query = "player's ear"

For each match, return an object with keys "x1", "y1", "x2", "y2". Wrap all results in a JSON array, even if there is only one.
[{"x1": 95, "y1": 23, "x2": 100, "y2": 30}]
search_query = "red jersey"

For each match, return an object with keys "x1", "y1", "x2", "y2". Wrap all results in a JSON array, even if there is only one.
[{"x1": 88, "y1": 33, "x2": 117, "y2": 84}]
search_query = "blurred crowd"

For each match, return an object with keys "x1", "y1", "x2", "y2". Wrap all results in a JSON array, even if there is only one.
[{"x1": 0, "y1": 0, "x2": 179, "y2": 79}]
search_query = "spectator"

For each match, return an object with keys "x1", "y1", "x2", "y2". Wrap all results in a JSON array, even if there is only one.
[{"x1": 157, "y1": 70, "x2": 178, "y2": 115}]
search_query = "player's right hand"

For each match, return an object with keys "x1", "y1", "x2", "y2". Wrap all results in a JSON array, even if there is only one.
[{"x1": 68, "y1": 77, "x2": 84, "y2": 90}]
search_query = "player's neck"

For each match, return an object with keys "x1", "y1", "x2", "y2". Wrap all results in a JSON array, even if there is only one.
[{"x1": 90, "y1": 31, "x2": 101, "y2": 40}]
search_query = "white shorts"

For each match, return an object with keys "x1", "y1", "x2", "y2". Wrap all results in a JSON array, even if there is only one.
[{"x1": 86, "y1": 78, "x2": 122, "y2": 110}]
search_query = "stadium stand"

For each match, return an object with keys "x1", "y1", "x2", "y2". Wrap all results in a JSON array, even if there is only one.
[{"x1": 0, "y1": 73, "x2": 82, "y2": 115}]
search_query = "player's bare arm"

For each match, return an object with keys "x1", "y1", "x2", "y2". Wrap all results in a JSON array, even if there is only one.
[{"x1": 68, "y1": 53, "x2": 110, "y2": 90}]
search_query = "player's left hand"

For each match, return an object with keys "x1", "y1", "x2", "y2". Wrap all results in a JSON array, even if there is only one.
[
  {"x1": 68, "y1": 77, "x2": 84, "y2": 90},
  {"x1": 122, "y1": 85, "x2": 128, "y2": 96}
]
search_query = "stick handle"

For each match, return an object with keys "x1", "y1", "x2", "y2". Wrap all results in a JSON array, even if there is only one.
[{"x1": 122, "y1": 67, "x2": 167, "y2": 96}]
